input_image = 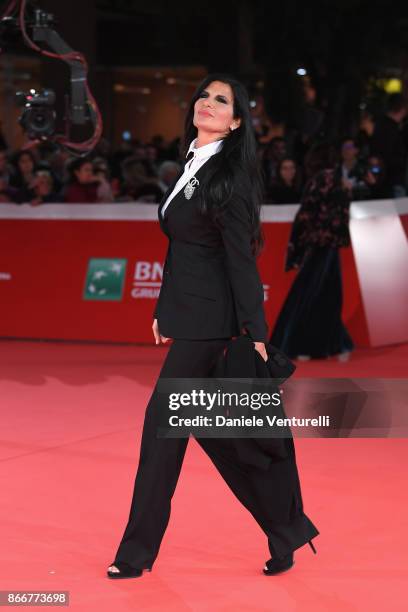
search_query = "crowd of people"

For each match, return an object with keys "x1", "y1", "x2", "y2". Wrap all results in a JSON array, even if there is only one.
[
  {"x1": 258, "y1": 92, "x2": 408, "y2": 203},
  {"x1": 1, "y1": 92, "x2": 407, "y2": 206},
  {"x1": 0, "y1": 135, "x2": 183, "y2": 206}
]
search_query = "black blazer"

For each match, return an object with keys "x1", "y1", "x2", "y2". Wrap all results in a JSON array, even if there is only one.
[{"x1": 153, "y1": 152, "x2": 268, "y2": 342}]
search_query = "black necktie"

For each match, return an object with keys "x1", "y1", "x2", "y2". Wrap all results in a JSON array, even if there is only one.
[{"x1": 184, "y1": 150, "x2": 194, "y2": 169}]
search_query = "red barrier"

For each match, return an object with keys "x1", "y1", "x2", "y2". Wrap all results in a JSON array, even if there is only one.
[{"x1": 0, "y1": 201, "x2": 406, "y2": 346}]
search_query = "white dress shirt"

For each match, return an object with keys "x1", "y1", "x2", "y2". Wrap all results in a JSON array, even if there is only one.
[{"x1": 161, "y1": 137, "x2": 224, "y2": 217}]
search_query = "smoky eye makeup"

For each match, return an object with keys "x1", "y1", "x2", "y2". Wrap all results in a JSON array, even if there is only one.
[{"x1": 198, "y1": 91, "x2": 230, "y2": 104}]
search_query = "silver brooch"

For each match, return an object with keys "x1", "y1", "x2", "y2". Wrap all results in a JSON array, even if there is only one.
[{"x1": 184, "y1": 176, "x2": 199, "y2": 200}]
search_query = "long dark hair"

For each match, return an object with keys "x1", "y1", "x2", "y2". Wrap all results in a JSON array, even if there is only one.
[
  {"x1": 183, "y1": 73, "x2": 264, "y2": 256},
  {"x1": 275, "y1": 157, "x2": 302, "y2": 191},
  {"x1": 11, "y1": 150, "x2": 36, "y2": 187}
]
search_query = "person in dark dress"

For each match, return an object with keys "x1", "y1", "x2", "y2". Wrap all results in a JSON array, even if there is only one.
[{"x1": 270, "y1": 143, "x2": 354, "y2": 360}]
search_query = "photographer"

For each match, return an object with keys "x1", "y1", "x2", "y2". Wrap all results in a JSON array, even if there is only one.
[
  {"x1": 339, "y1": 137, "x2": 370, "y2": 200},
  {"x1": 359, "y1": 155, "x2": 389, "y2": 200},
  {"x1": 340, "y1": 139, "x2": 389, "y2": 201}
]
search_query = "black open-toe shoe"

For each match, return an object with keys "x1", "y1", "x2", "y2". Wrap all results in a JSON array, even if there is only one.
[
  {"x1": 263, "y1": 552, "x2": 294, "y2": 575},
  {"x1": 263, "y1": 539, "x2": 317, "y2": 576},
  {"x1": 107, "y1": 561, "x2": 152, "y2": 579}
]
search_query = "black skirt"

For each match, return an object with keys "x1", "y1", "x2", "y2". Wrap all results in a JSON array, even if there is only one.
[{"x1": 270, "y1": 246, "x2": 354, "y2": 358}]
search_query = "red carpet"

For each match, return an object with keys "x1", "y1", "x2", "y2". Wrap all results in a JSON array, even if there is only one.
[{"x1": 1, "y1": 340, "x2": 407, "y2": 611}]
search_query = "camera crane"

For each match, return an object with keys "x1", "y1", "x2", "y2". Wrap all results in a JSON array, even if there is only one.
[{"x1": 0, "y1": 0, "x2": 102, "y2": 155}]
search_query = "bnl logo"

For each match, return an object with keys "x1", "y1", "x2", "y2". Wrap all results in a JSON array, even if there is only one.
[
  {"x1": 83, "y1": 258, "x2": 127, "y2": 301},
  {"x1": 131, "y1": 261, "x2": 163, "y2": 299}
]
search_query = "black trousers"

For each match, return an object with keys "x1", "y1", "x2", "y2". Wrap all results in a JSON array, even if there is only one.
[{"x1": 113, "y1": 338, "x2": 319, "y2": 569}]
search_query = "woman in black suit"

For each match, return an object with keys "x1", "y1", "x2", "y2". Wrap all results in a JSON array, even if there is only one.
[{"x1": 107, "y1": 74, "x2": 319, "y2": 579}]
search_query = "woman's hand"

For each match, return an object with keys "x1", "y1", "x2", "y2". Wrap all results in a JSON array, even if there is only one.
[
  {"x1": 254, "y1": 341, "x2": 268, "y2": 362},
  {"x1": 152, "y1": 318, "x2": 171, "y2": 345}
]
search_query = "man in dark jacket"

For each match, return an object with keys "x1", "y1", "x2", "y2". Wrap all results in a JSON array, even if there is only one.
[{"x1": 371, "y1": 93, "x2": 407, "y2": 197}]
